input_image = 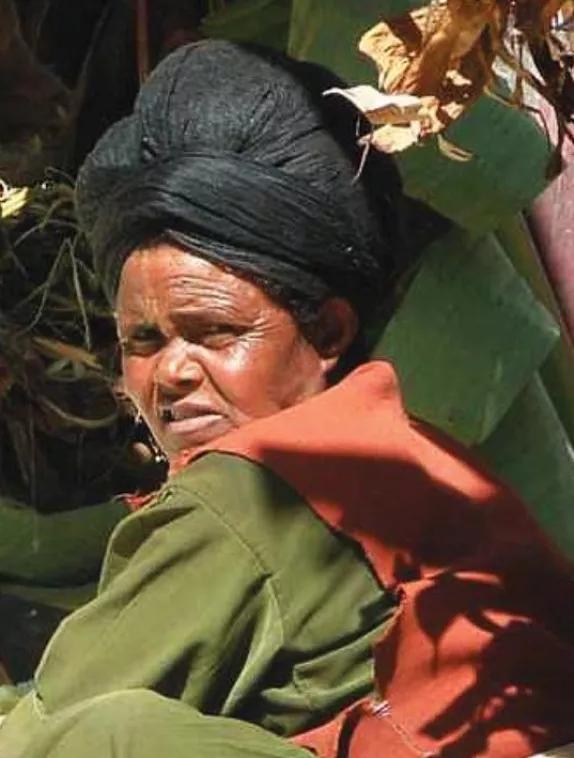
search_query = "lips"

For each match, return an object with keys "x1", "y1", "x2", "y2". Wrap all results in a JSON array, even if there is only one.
[
  {"x1": 158, "y1": 401, "x2": 230, "y2": 449},
  {"x1": 165, "y1": 400, "x2": 220, "y2": 423}
]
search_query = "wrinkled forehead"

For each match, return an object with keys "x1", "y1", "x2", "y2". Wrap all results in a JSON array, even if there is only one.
[{"x1": 114, "y1": 243, "x2": 277, "y2": 326}]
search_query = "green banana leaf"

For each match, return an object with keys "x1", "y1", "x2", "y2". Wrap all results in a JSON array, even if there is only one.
[
  {"x1": 374, "y1": 227, "x2": 559, "y2": 445},
  {"x1": 288, "y1": 0, "x2": 551, "y2": 231},
  {"x1": 478, "y1": 375, "x2": 574, "y2": 560},
  {"x1": 289, "y1": 0, "x2": 417, "y2": 81},
  {"x1": 496, "y1": 216, "x2": 574, "y2": 447},
  {"x1": 0, "y1": 582, "x2": 96, "y2": 612},
  {"x1": 201, "y1": 0, "x2": 292, "y2": 51},
  {"x1": 0, "y1": 497, "x2": 128, "y2": 586}
]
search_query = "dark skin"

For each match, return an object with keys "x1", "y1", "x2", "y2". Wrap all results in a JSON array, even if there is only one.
[{"x1": 115, "y1": 243, "x2": 358, "y2": 462}]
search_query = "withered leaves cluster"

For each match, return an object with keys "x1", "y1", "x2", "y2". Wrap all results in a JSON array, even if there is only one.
[
  {"x1": 0, "y1": 181, "x2": 165, "y2": 510},
  {"x1": 332, "y1": 0, "x2": 574, "y2": 156}
]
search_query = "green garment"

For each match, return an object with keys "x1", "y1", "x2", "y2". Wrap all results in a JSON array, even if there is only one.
[
  {"x1": 1, "y1": 691, "x2": 311, "y2": 758},
  {"x1": 0, "y1": 452, "x2": 395, "y2": 757}
]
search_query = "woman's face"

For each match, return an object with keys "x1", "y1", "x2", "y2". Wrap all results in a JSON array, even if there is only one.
[{"x1": 116, "y1": 243, "x2": 353, "y2": 460}]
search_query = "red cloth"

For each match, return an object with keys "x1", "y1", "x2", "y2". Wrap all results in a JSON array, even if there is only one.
[{"x1": 177, "y1": 361, "x2": 574, "y2": 758}]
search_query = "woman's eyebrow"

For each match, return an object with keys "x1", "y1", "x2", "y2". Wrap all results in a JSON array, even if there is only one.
[{"x1": 118, "y1": 318, "x2": 161, "y2": 335}]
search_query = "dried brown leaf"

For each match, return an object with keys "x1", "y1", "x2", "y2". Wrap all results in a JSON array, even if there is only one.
[
  {"x1": 436, "y1": 132, "x2": 474, "y2": 161},
  {"x1": 326, "y1": 84, "x2": 441, "y2": 152},
  {"x1": 354, "y1": 0, "x2": 574, "y2": 156},
  {"x1": 358, "y1": 2, "x2": 497, "y2": 138},
  {"x1": 325, "y1": 85, "x2": 439, "y2": 126},
  {"x1": 364, "y1": 123, "x2": 423, "y2": 153},
  {"x1": 32, "y1": 336, "x2": 101, "y2": 370}
]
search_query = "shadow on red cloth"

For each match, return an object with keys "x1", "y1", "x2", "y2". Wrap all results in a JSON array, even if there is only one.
[
  {"x1": 179, "y1": 361, "x2": 574, "y2": 757},
  {"x1": 257, "y1": 443, "x2": 574, "y2": 758}
]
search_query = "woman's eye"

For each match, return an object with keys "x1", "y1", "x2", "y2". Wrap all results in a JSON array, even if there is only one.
[
  {"x1": 200, "y1": 324, "x2": 243, "y2": 347},
  {"x1": 120, "y1": 328, "x2": 164, "y2": 356}
]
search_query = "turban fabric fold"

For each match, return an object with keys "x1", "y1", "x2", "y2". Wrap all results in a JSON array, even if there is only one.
[{"x1": 76, "y1": 40, "x2": 401, "y2": 320}]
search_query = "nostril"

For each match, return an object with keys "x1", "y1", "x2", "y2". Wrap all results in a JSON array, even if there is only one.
[
  {"x1": 154, "y1": 346, "x2": 204, "y2": 397},
  {"x1": 154, "y1": 352, "x2": 201, "y2": 396}
]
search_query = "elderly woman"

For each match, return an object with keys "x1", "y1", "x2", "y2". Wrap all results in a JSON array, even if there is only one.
[{"x1": 1, "y1": 40, "x2": 574, "y2": 758}]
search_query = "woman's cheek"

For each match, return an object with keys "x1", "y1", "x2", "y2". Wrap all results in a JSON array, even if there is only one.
[{"x1": 217, "y1": 339, "x2": 264, "y2": 380}]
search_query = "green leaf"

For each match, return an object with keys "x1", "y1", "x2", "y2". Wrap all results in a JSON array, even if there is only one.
[
  {"x1": 477, "y1": 375, "x2": 574, "y2": 560},
  {"x1": 201, "y1": 0, "x2": 292, "y2": 51},
  {"x1": 0, "y1": 582, "x2": 96, "y2": 612},
  {"x1": 288, "y1": 0, "x2": 551, "y2": 230},
  {"x1": 0, "y1": 498, "x2": 128, "y2": 586},
  {"x1": 495, "y1": 216, "x2": 574, "y2": 447},
  {"x1": 374, "y1": 227, "x2": 559, "y2": 445},
  {"x1": 397, "y1": 97, "x2": 549, "y2": 231}
]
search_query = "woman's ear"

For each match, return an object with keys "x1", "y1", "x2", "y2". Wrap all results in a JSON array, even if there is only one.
[{"x1": 313, "y1": 298, "x2": 359, "y2": 374}]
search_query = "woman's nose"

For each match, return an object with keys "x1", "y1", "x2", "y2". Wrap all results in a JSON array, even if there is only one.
[{"x1": 154, "y1": 339, "x2": 203, "y2": 395}]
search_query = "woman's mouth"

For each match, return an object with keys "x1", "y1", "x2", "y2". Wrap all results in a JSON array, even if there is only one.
[{"x1": 159, "y1": 405, "x2": 231, "y2": 449}]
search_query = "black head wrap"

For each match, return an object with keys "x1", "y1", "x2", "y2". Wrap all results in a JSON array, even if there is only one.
[{"x1": 76, "y1": 39, "x2": 402, "y2": 322}]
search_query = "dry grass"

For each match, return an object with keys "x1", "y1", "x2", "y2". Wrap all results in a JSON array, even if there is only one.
[{"x1": 0, "y1": 177, "x2": 164, "y2": 511}]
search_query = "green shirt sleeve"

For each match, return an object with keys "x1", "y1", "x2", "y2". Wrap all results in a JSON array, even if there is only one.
[{"x1": 31, "y1": 453, "x2": 394, "y2": 736}]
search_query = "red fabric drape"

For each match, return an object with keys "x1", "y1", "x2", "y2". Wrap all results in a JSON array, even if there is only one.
[{"x1": 177, "y1": 361, "x2": 574, "y2": 758}]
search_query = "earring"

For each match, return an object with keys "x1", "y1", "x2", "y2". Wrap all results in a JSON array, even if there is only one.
[{"x1": 148, "y1": 434, "x2": 167, "y2": 465}]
